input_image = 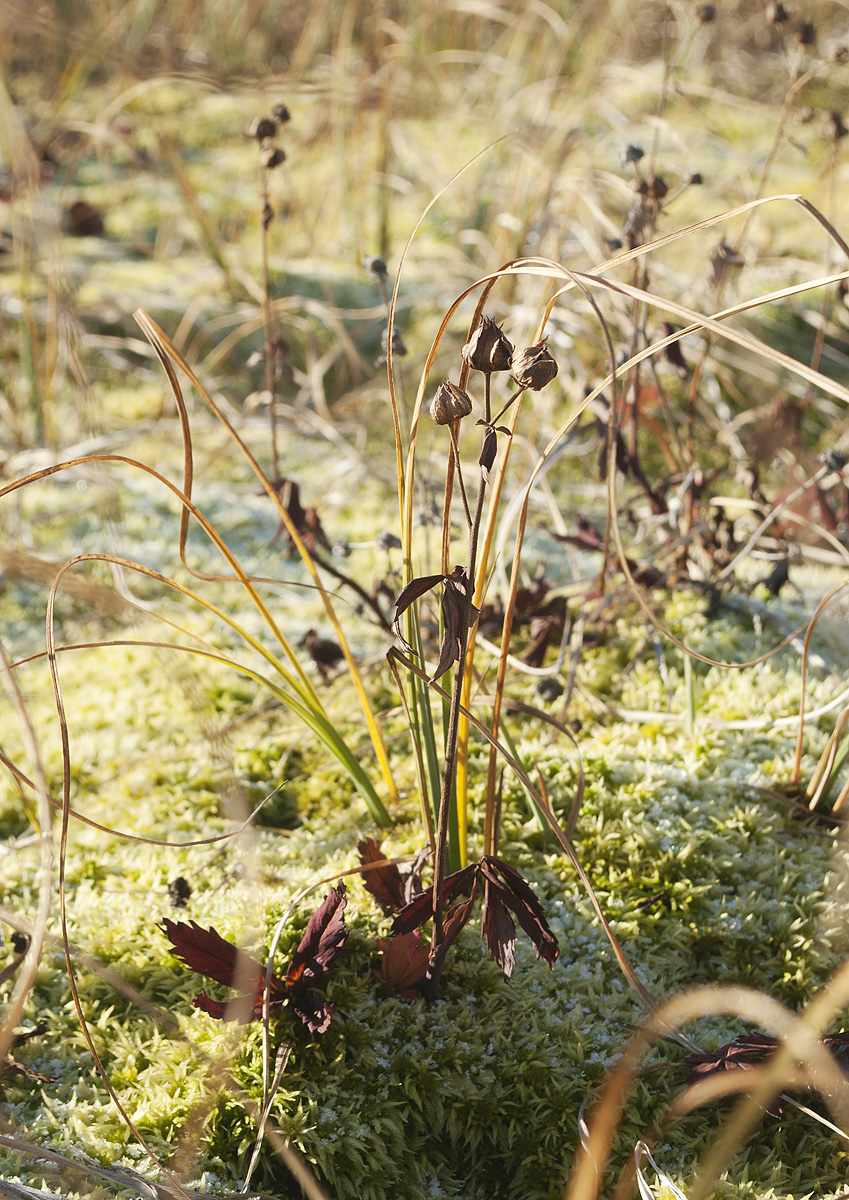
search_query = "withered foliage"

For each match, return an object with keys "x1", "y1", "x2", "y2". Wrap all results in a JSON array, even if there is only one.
[
  {"x1": 390, "y1": 856, "x2": 559, "y2": 982},
  {"x1": 163, "y1": 884, "x2": 347, "y2": 1033}
]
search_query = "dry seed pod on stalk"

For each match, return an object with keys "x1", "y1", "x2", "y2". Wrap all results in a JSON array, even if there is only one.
[
  {"x1": 246, "y1": 115, "x2": 278, "y2": 141},
  {"x1": 511, "y1": 341, "x2": 558, "y2": 391},
  {"x1": 461, "y1": 316, "x2": 513, "y2": 374},
  {"x1": 430, "y1": 380, "x2": 473, "y2": 425}
]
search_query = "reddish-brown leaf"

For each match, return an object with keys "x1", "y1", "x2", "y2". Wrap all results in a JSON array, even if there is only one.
[
  {"x1": 441, "y1": 885, "x2": 479, "y2": 952},
  {"x1": 392, "y1": 572, "x2": 446, "y2": 650},
  {"x1": 390, "y1": 864, "x2": 477, "y2": 936},
  {"x1": 432, "y1": 568, "x2": 480, "y2": 682},
  {"x1": 162, "y1": 919, "x2": 275, "y2": 992},
  {"x1": 163, "y1": 919, "x2": 286, "y2": 1024},
  {"x1": 377, "y1": 930, "x2": 430, "y2": 997},
  {"x1": 193, "y1": 989, "x2": 281, "y2": 1024},
  {"x1": 291, "y1": 991, "x2": 336, "y2": 1034},
  {"x1": 286, "y1": 883, "x2": 347, "y2": 995},
  {"x1": 480, "y1": 857, "x2": 559, "y2": 967},
  {"x1": 358, "y1": 838, "x2": 406, "y2": 914},
  {"x1": 481, "y1": 876, "x2": 517, "y2": 979}
]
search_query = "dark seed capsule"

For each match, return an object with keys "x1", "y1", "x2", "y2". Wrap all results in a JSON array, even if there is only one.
[
  {"x1": 10, "y1": 931, "x2": 31, "y2": 954},
  {"x1": 246, "y1": 116, "x2": 278, "y2": 141},
  {"x1": 683, "y1": 170, "x2": 703, "y2": 185},
  {"x1": 168, "y1": 877, "x2": 192, "y2": 908},
  {"x1": 620, "y1": 144, "x2": 645, "y2": 166},
  {"x1": 647, "y1": 173, "x2": 668, "y2": 199},
  {"x1": 512, "y1": 341, "x2": 558, "y2": 391},
  {"x1": 461, "y1": 316, "x2": 514, "y2": 373},
  {"x1": 767, "y1": 2, "x2": 789, "y2": 23},
  {"x1": 272, "y1": 103, "x2": 291, "y2": 124},
  {"x1": 696, "y1": 4, "x2": 716, "y2": 23},
  {"x1": 362, "y1": 254, "x2": 388, "y2": 278},
  {"x1": 796, "y1": 21, "x2": 815, "y2": 46},
  {"x1": 262, "y1": 201, "x2": 274, "y2": 230},
  {"x1": 375, "y1": 530, "x2": 402, "y2": 551},
  {"x1": 824, "y1": 111, "x2": 847, "y2": 141},
  {"x1": 830, "y1": 44, "x2": 849, "y2": 64},
  {"x1": 430, "y1": 380, "x2": 473, "y2": 425},
  {"x1": 260, "y1": 145, "x2": 287, "y2": 170},
  {"x1": 536, "y1": 676, "x2": 564, "y2": 701},
  {"x1": 821, "y1": 448, "x2": 848, "y2": 472}
]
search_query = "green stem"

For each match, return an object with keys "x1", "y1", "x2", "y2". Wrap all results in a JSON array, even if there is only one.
[{"x1": 423, "y1": 463, "x2": 488, "y2": 999}]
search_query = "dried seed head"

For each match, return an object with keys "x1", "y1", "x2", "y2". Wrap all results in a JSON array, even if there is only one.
[
  {"x1": 512, "y1": 341, "x2": 558, "y2": 391},
  {"x1": 262, "y1": 201, "x2": 274, "y2": 230},
  {"x1": 796, "y1": 104, "x2": 816, "y2": 124},
  {"x1": 377, "y1": 323, "x2": 407, "y2": 365},
  {"x1": 824, "y1": 110, "x2": 848, "y2": 141},
  {"x1": 461, "y1": 316, "x2": 514, "y2": 373},
  {"x1": 767, "y1": 2, "x2": 788, "y2": 22},
  {"x1": 536, "y1": 676, "x2": 564, "y2": 702},
  {"x1": 632, "y1": 176, "x2": 650, "y2": 195},
  {"x1": 272, "y1": 103, "x2": 291, "y2": 124},
  {"x1": 710, "y1": 241, "x2": 744, "y2": 282},
  {"x1": 620, "y1": 144, "x2": 645, "y2": 166},
  {"x1": 430, "y1": 380, "x2": 473, "y2": 425},
  {"x1": 246, "y1": 115, "x2": 278, "y2": 141},
  {"x1": 696, "y1": 4, "x2": 716, "y2": 23},
  {"x1": 647, "y1": 173, "x2": 668, "y2": 199},
  {"x1": 831, "y1": 44, "x2": 849, "y2": 64},
  {"x1": 821, "y1": 447, "x2": 848, "y2": 472},
  {"x1": 796, "y1": 20, "x2": 815, "y2": 46},
  {"x1": 362, "y1": 254, "x2": 388, "y2": 279},
  {"x1": 683, "y1": 170, "x2": 704, "y2": 185},
  {"x1": 168, "y1": 876, "x2": 192, "y2": 908},
  {"x1": 260, "y1": 145, "x2": 287, "y2": 170}
]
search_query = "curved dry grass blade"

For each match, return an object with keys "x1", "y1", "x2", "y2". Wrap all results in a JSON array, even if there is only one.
[
  {"x1": 0, "y1": 447, "x2": 389, "y2": 821},
  {"x1": 791, "y1": 581, "x2": 849, "y2": 785},
  {"x1": 386, "y1": 137, "x2": 509, "y2": 532},
  {"x1": 0, "y1": 643, "x2": 52, "y2": 1071},
  {"x1": 42, "y1": 555, "x2": 386, "y2": 821},
  {"x1": 565, "y1": 981, "x2": 849, "y2": 1200},
  {"x1": 135, "y1": 310, "x2": 397, "y2": 805},
  {"x1": 44, "y1": 586, "x2": 194, "y2": 1200}
]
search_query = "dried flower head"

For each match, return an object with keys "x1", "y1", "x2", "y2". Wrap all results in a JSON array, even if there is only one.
[
  {"x1": 246, "y1": 116, "x2": 277, "y2": 141},
  {"x1": 511, "y1": 341, "x2": 558, "y2": 391},
  {"x1": 696, "y1": 4, "x2": 716, "y2": 23},
  {"x1": 260, "y1": 145, "x2": 287, "y2": 170},
  {"x1": 620, "y1": 144, "x2": 645, "y2": 166},
  {"x1": 461, "y1": 317, "x2": 513, "y2": 373},
  {"x1": 831, "y1": 44, "x2": 849, "y2": 64},
  {"x1": 430, "y1": 380, "x2": 473, "y2": 425},
  {"x1": 647, "y1": 173, "x2": 668, "y2": 199},
  {"x1": 272, "y1": 103, "x2": 291, "y2": 124},
  {"x1": 362, "y1": 254, "x2": 388, "y2": 279},
  {"x1": 824, "y1": 110, "x2": 848, "y2": 141},
  {"x1": 710, "y1": 241, "x2": 744, "y2": 283},
  {"x1": 796, "y1": 20, "x2": 815, "y2": 46},
  {"x1": 377, "y1": 323, "x2": 407, "y2": 365},
  {"x1": 767, "y1": 2, "x2": 789, "y2": 22},
  {"x1": 821, "y1": 447, "x2": 848, "y2": 473},
  {"x1": 683, "y1": 170, "x2": 704, "y2": 185}
]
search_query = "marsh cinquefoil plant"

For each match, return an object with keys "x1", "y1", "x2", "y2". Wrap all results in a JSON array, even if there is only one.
[{"x1": 387, "y1": 315, "x2": 561, "y2": 999}]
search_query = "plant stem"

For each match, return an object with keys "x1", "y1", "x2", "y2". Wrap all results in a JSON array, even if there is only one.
[
  {"x1": 259, "y1": 163, "x2": 280, "y2": 482},
  {"x1": 423, "y1": 464, "x2": 488, "y2": 1000}
]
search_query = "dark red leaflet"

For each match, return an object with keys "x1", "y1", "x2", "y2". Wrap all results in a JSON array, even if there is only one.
[
  {"x1": 357, "y1": 838, "x2": 407, "y2": 914},
  {"x1": 286, "y1": 882, "x2": 348, "y2": 994}
]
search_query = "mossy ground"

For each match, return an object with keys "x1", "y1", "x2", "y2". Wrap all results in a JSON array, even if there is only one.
[
  {"x1": 2, "y1": 549, "x2": 849, "y2": 1198},
  {"x1": 6, "y1": 5, "x2": 849, "y2": 1197}
]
